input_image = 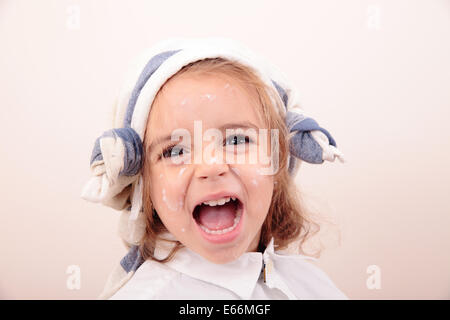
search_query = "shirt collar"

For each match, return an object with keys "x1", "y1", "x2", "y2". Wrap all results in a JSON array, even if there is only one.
[{"x1": 154, "y1": 233, "x2": 276, "y2": 299}]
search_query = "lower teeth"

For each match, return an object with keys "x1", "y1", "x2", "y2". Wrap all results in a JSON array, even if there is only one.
[{"x1": 200, "y1": 211, "x2": 242, "y2": 235}]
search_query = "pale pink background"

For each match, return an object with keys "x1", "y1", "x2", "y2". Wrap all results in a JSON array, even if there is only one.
[{"x1": 0, "y1": 0, "x2": 449, "y2": 299}]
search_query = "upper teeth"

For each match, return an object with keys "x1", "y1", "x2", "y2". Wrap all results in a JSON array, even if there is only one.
[{"x1": 202, "y1": 197, "x2": 236, "y2": 206}]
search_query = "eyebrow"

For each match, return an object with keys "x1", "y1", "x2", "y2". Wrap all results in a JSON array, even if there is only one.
[{"x1": 147, "y1": 121, "x2": 260, "y2": 151}]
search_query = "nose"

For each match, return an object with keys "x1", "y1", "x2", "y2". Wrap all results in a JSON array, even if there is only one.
[{"x1": 194, "y1": 161, "x2": 229, "y2": 180}]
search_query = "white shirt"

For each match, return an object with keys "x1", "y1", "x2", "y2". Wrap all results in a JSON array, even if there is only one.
[{"x1": 110, "y1": 236, "x2": 347, "y2": 300}]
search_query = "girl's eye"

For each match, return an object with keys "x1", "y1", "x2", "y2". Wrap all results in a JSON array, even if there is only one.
[
  {"x1": 225, "y1": 134, "x2": 251, "y2": 146},
  {"x1": 161, "y1": 145, "x2": 185, "y2": 159}
]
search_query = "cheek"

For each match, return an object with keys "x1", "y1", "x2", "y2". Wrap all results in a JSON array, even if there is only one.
[
  {"x1": 234, "y1": 165, "x2": 274, "y2": 214},
  {"x1": 149, "y1": 166, "x2": 189, "y2": 215},
  {"x1": 248, "y1": 165, "x2": 274, "y2": 188}
]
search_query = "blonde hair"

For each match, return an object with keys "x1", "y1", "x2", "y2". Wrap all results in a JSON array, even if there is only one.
[{"x1": 139, "y1": 58, "x2": 321, "y2": 262}]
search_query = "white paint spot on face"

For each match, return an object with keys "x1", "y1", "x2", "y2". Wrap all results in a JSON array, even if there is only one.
[
  {"x1": 201, "y1": 93, "x2": 216, "y2": 101},
  {"x1": 162, "y1": 188, "x2": 179, "y2": 212},
  {"x1": 181, "y1": 228, "x2": 185, "y2": 232},
  {"x1": 180, "y1": 98, "x2": 188, "y2": 106},
  {"x1": 178, "y1": 198, "x2": 184, "y2": 209},
  {"x1": 256, "y1": 168, "x2": 267, "y2": 176},
  {"x1": 159, "y1": 173, "x2": 164, "y2": 179},
  {"x1": 178, "y1": 167, "x2": 186, "y2": 176},
  {"x1": 251, "y1": 179, "x2": 258, "y2": 186}
]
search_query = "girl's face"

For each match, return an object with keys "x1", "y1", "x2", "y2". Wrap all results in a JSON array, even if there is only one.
[{"x1": 145, "y1": 73, "x2": 274, "y2": 264}]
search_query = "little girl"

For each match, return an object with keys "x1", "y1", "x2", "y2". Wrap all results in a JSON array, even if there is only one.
[{"x1": 81, "y1": 37, "x2": 347, "y2": 299}]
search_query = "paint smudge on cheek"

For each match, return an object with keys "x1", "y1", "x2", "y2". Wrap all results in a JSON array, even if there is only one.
[
  {"x1": 252, "y1": 166, "x2": 272, "y2": 185},
  {"x1": 257, "y1": 168, "x2": 265, "y2": 176},
  {"x1": 162, "y1": 188, "x2": 180, "y2": 212},
  {"x1": 161, "y1": 186, "x2": 186, "y2": 212},
  {"x1": 178, "y1": 167, "x2": 186, "y2": 177}
]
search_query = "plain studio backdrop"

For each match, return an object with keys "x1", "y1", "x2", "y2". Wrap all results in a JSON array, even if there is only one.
[{"x1": 0, "y1": 0, "x2": 449, "y2": 299}]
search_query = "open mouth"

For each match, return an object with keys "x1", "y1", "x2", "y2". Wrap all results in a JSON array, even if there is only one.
[{"x1": 193, "y1": 196, "x2": 243, "y2": 236}]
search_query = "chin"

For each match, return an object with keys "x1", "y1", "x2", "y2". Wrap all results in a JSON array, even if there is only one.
[{"x1": 202, "y1": 248, "x2": 245, "y2": 264}]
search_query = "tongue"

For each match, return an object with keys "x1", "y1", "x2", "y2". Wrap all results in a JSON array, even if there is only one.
[{"x1": 197, "y1": 201, "x2": 236, "y2": 230}]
